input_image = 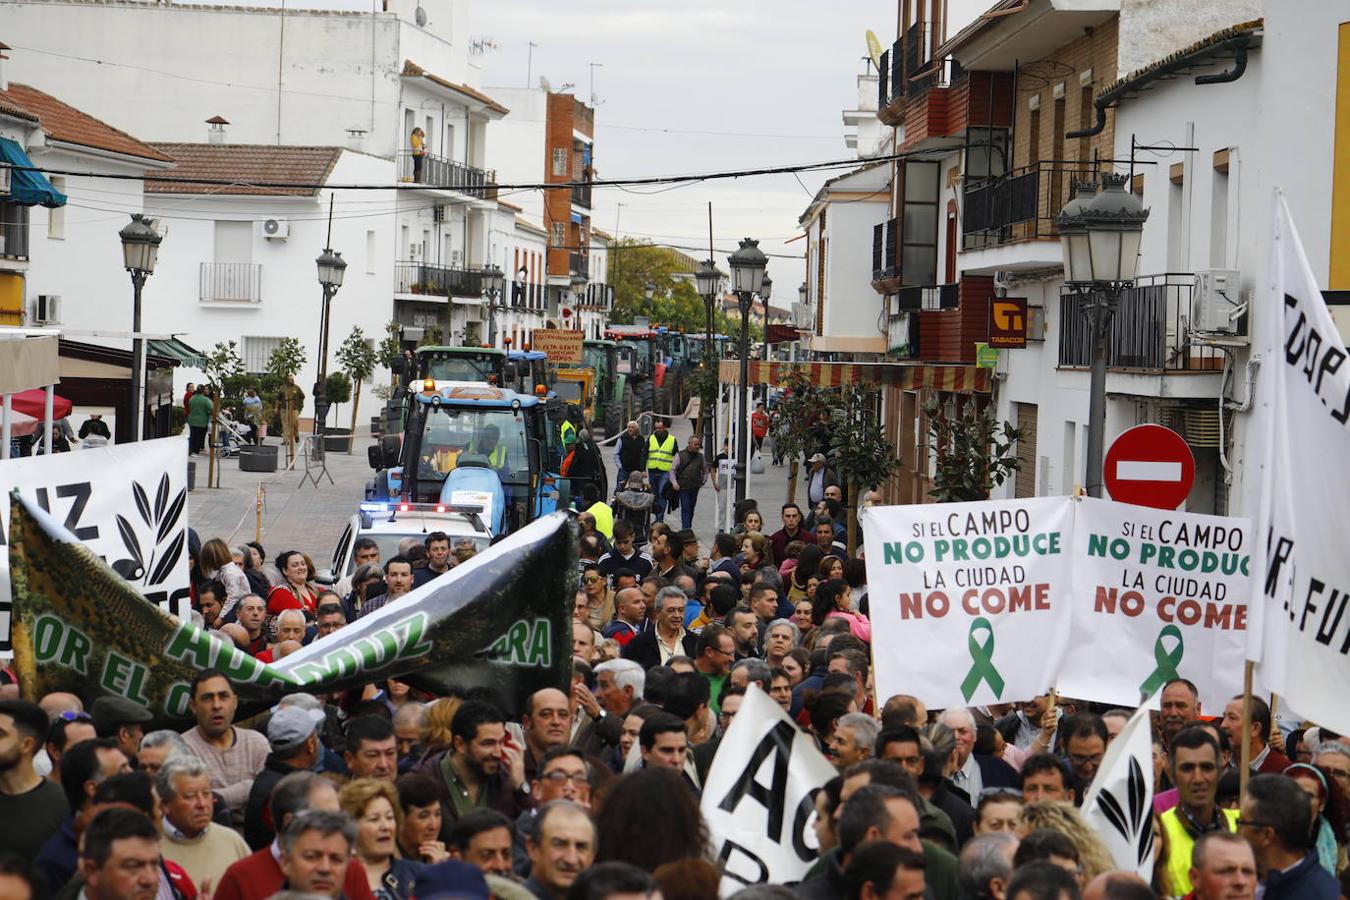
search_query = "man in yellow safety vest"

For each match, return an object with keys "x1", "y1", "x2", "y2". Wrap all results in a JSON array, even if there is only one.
[
  {"x1": 645, "y1": 418, "x2": 678, "y2": 523},
  {"x1": 1158, "y1": 726, "x2": 1238, "y2": 897}
]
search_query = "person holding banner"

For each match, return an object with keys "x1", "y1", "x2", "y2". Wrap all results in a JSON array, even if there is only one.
[{"x1": 1158, "y1": 728, "x2": 1237, "y2": 897}]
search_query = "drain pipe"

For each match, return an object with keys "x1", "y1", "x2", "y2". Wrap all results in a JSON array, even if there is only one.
[{"x1": 1066, "y1": 32, "x2": 1256, "y2": 140}]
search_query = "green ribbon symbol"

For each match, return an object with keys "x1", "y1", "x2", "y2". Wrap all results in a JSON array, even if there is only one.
[
  {"x1": 960, "y1": 617, "x2": 1005, "y2": 701},
  {"x1": 1139, "y1": 624, "x2": 1185, "y2": 697}
]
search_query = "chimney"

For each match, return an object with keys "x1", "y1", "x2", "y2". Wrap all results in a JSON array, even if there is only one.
[
  {"x1": 345, "y1": 125, "x2": 368, "y2": 153},
  {"x1": 206, "y1": 115, "x2": 229, "y2": 144},
  {"x1": 0, "y1": 42, "x2": 10, "y2": 92}
]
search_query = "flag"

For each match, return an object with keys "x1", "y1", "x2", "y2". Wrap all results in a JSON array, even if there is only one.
[
  {"x1": 1243, "y1": 192, "x2": 1350, "y2": 735},
  {"x1": 1080, "y1": 701, "x2": 1157, "y2": 879},
  {"x1": 701, "y1": 685, "x2": 836, "y2": 896}
]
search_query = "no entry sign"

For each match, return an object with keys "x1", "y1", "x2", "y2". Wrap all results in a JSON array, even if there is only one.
[{"x1": 1104, "y1": 425, "x2": 1195, "y2": 509}]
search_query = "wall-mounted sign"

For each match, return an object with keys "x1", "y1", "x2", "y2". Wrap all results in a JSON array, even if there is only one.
[{"x1": 989, "y1": 297, "x2": 1028, "y2": 349}]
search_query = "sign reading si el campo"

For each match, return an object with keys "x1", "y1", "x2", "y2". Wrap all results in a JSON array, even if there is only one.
[
  {"x1": 863, "y1": 497, "x2": 1074, "y2": 708},
  {"x1": 1057, "y1": 497, "x2": 1251, "y2": 710}
]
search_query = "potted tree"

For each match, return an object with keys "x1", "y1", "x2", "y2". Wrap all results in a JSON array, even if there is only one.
[
  {"x1": 336, "y1": 326, "x2": 377, "y2": 454},
  {"x1": 322, "y1": 371, "x2": 354, "y2": 452}
]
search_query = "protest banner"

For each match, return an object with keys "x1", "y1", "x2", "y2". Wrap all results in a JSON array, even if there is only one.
[
  {"x1": 862, "y1": 497, "x2": 1074, "y2": 708},
  {"x1": 1080, "y1": 699, "x2": 1158, "y2": 880},
  {"x1": 529, "y1": 329, "x2": 584, "y2": 364},
  {"x1": 8, "y1": 493, "x2": 575, "y2": 721},
  {"x1": 701, "y1": 684, "x2": 835, "y2": 896},
  {"x1": 1245, "y1": 193, "x2": 1350, "y2": 735},
  {"x1": 1058, "y1": 497, "x2": 1251, "y2": 710},
  {"x1": 0, "y1": 437, "x2": 189, "y2": 657}
]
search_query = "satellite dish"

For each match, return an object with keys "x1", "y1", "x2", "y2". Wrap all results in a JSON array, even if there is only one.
[{"x1": 414, "y1": 5, "x2": 427, "y2": 26}]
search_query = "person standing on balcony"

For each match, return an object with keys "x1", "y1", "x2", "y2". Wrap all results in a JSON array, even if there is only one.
[{"x1": 410, "y1": 127, "x2": 426, "y2": 183}]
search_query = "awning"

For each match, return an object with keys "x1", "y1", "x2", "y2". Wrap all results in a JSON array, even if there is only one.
[
  {"x1": 718, "y1": 359, "x2": 991, "y2": 393},
  {"x1": 147, "y1": 337, "x2": 205, "y2": 368},
  {"x1": 0, "y1": 138, "x2": 67, "y2": 208}
]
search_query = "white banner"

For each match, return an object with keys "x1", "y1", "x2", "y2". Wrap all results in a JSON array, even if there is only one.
[
  {"x1": 701, "y1": 685, "x2": 835, "y2": 896},
  {"x1": 0, "y1": 438, "x2": 191, "y2": 656},
  {"x1": 1244, "y1": 193, "x2": 1350, "y2": 735},
  {"x1": 1059, "y1": 497, "x2": 1251, "y2": 710},
  {"x1": 1080, "y1": 699, "x2": 1158, "y2": 879},
  {"x1": 862, "y1": 497, "x2": 1075, "y2": 708}
]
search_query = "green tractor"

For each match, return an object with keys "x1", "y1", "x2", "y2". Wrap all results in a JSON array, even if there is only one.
[
  {"x1": 604, "y1": 326, "x2": 658, "y2": 431},
  {"x1": 582, "y1": 339, "x2": 633, "y2": 437}
]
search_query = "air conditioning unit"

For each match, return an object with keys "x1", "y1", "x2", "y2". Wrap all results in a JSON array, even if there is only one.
[
  {"x1": 1192, "y1": 269, "x2": 1243, "y2": 333},
  {"x1": 258, "y1": 218, "x2": 290, "y2": 240},
  {"x1": 451, "y1": 249, "x2": 463, "y2": 267},
  {"x1": 432, "y1": 205, "x2": 448, "y2": 224},
  {"x1": 408, "y1": 243, "x2": 420, "y2": 260},
  {"x1": 33, "y1": 294, "x2": 60, "y2": 325}
]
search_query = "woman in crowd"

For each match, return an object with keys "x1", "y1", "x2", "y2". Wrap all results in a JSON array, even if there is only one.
[
  {"x1": 1019, "y1": 800, "x2": 1115, "y2": 882},
  {"x1": 421, "y1": 697, "x2": 462, "y2": 760},
  {"x1": 347, "y1": 563, "x2": 386, "y2": 620},
  {"x1": 818, "y1": 554, "x2": 845, "y2": 582},
  {"x1": 1285, "y1": 762, "x2": 1349, "y2": 874},
  {"x1": 788, "y1": 545, "x2": 825, "y2": 604},
  {"x1": 812, "y1": 578, "x2": 871, "y2": 642},
  {"x1": 733, "y1": 509, "x2": 764, "y2": 537},
  {"x1": 792, "y1": 599, "x2": 816, "y2": 645},
  {"x1": 268, "y1": 550, "x2": 321, "y2": 616},
  {"x1": 339, "y1": 779, "x2": 423, "y2": 900},
  {"x1": 199, "y1": 537, "x2": 250, "y2": 616},
  {"x1": 235, "y1": 544, "x2": 272, "y2": 597},
  {"x1": 596, "y1": 768, "x2": 709, "y2": 872},
  {"x1": 394, "y1": 773, "x2": 449, "y2": 864},
  {"x1": 804, "y1": 689, "x2": 854, "y2": 754},
  {"x1": 781, "y1": 648, "x2": 811, "y2": 686}
]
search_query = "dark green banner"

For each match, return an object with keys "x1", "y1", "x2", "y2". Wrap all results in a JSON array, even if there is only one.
[{"x1": 9, "y1": 492, "x2": 575, "y2": 722}]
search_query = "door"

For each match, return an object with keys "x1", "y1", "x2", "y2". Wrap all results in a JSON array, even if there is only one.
[{"x1": 1015, "y1": 402, "x2": 1038, "y2": 498}]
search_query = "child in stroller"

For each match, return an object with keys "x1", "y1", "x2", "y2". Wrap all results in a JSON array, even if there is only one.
[{"x1": 611, "y1": 472, "x2": 654, "y2": 546}]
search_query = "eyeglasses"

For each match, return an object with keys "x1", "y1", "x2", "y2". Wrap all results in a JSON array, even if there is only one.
[
  {"x1": 584, "y1": 576, "x2": 603, "y2": 584},
  {"x1": 1068, "y1": 753, "x2": 1104, "y2": 767},
  {"x1": 978, "y1": 787, "x2": 1023, "y2": 800},
  {"x1": 541, "y1": 770, "x2": 590, "y2": 786},
  {"x1": 58, "y1": 711, "x2": 93, "y2": 723},
  {"x1": 1324, "y1": 768, "x2": 1350, "y2": 784}
]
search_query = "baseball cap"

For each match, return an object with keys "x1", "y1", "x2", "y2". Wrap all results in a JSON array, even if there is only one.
[
  {"x1": 412, "y1": 860, "x2": 490, "y2": 900},
  {"x1": 267, "y1": 705, "x2": 325, "y2": 754},
  {"x1": 675, "y1": 529, "x2": 698, "y2": 548},
  {"x1": 808, "y1": 452, "x2": 826, "y2": 463}
]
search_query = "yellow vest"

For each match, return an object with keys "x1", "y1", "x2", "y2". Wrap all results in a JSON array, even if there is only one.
[
  {"x1": 1158, "y1": 806, "x2": 1239, "y2": 896},
  {"x1": 560, "y1": 420, "x2": 577, "y2": 447},
  {"x1": 647, "y1": 433, "x2": 676, "y2": 471},
  {"x1": 476, "y1": 444, "x2": 507, "y2": 469},
  {"x1": 587, "y1": 501, "x2": 614, "y2": 540}
]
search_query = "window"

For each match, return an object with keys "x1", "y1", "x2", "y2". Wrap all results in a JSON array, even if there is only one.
[
  {"x1": 47, "y1": 178, "x2": 65, "y2": 239},
  {"x1": 242, "y1": 336, "x2": 284, "y2": 374},
  {"x1": 551, "y1": 223, "x2": 565, "y2": 247},
  {"x1": 552, "y1": 148, "x2": 568, "y2": 177},
  {"x1": 965, "y1": 128, "x2": 1009, "y2": 181},
  {"x1": 1210, "y1": 153, "x2": 1230, "y2": 268},
  {"x1": 900, "y1": 160, "x2": 939, "y2": 287},
  {"x1": 1028, "y1": 107, "x2": 1042, "y2": 166}
]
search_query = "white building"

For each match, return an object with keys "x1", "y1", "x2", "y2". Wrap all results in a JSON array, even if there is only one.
[{"x1": 141, "y1": 141, "x2": 397, "y2": 423}]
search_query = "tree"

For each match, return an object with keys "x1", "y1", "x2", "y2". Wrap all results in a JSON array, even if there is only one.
[
  {"x1": 376, "y1": 320, "x2": 405, "y2": 386},
  {"x1": 924, "y1": 396, "x2": 1023, "y2": 502},
  {"x1": 828, "y1": 383, "x2": 902, "y2": 556},
  {"x1": 767, "y1": 369, "x2": 833, "y2": 505},
  {"x1": 336, "y1": 326, "x2": 377, "y2": 451},
  {"x1": 266, "y1": 337, "x2": 306, "y2": 382},
  {"x1": 202, "y1": 341, "x2": 244, "y2": 488}
]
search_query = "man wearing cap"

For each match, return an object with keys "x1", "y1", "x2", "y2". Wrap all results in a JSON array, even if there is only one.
[
  {"x1": 412, "y1": 859, "x2": 491, "y2": 900},
  {"x1": 245, "y1": 705, "x2": 326, "y2": 850},
  {"x1": 614, "y1": 422, "x2": 646, "y2": 496},
  {"x1": 91, "y1": 696, "x2": 154, "y2": 766},
  {"x1": 805, "y1": 452, "x2": 838, "y2": 507}
]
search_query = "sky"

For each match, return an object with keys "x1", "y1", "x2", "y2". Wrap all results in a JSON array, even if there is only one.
[{"x1": 469, "y1": 1, "x2": 897, "y2": 295}]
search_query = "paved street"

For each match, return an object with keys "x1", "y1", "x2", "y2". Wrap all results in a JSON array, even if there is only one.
[{"x1": 188, "y1": 417, "x2": 795, "y2": 569}]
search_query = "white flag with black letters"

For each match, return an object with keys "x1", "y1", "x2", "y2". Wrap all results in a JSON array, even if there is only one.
[
  {"x1": 700, "y1": 684, "x2": 836, "y2": 897},
  {"x1": 1080, "y1": 699, "x2": 1157, "y2": 879}
]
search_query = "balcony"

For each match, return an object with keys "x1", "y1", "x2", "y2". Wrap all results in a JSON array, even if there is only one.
[
  {"x1": 199, "y1": 262, "x2": 261, "y2": 303},
  {"x1": 396, "y1": 261, "x2": 485, "y2": 298},
  {"x1": 509, "y1": 279, "x2": 546, "y2": 311},
  {"x1": 576, "y1": 283, "x2": 613, "y2": 310},
  {"x1": 571, "y1": 182, "x2": 592, "y2": 209},
  {"x1": 872, "y1": 218, "x2": 899, "y2": 290},
  {"x1": 0, "y1": 201, "x2": 30, "y2": 260},
  {"x1": 568, "y1": 253, "x2": 590, "y2": 281},
  {"x1": 962, "y1": 162, "x2": 1100, "y2": 251},
  {"x1": 1058, "y1": 274, "x2": 1222, "y2": 373},
  {"x1": 398, "y1": 151, "x2": 497, "y2": 199},
  {"x1": 878, "y1": 23, "x2": 940, "y2": 125}
]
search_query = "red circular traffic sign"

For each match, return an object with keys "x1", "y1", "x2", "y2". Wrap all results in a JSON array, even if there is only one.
[{"x1": 1104, "y1": 424, "x2": 1195, "y2": 510}]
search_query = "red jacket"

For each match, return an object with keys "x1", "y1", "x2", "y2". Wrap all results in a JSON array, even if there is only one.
[{"x1": 213, "y1": 843, "x2": 376, "y2": 900}]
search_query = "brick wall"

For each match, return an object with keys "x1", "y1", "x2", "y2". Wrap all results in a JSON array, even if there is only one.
[
  {"x1": 1011, "y1": 17, "x2": 1119, "y2": 170},
  {"x1": 918, "y1": 275, "x2": 994, "y2": 362},
  {"x1": 545, "y1": 93, "x2": 574, "y2": 277}
]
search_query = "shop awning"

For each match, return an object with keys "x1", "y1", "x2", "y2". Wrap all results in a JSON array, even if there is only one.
[
  {"x1": 0, "y1": 138, "x2": 67, "y2": 208},
  {"x1": 147, "y1": 337, "x2": 205, "y2": 368},
  {"x1": 719, "y1": 359, "x2": 991, "y2": 393}
]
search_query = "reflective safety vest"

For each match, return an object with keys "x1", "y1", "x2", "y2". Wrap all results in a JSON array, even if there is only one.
[
  {"x1": 477, "y1": 444, "x2": 507, "y2": 470},
  {"x1": 1158, "y1": 806, "x2": 1238, "y2": 896},
  {"x1": 560, "y1": 419, "x2": 577, "y2": 448},
  {"x1": 647, "y1": 433, "x2": 676, "y2": 471}
]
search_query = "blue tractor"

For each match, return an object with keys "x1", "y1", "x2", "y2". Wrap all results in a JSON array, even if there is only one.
[{"x1": 367, "y1": 381, "x2": 569, "y2": 534}]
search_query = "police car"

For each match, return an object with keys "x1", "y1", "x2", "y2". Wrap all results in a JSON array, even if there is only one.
[{"x1": 321, "y1": 500, "x2": 493, "y2": 584}]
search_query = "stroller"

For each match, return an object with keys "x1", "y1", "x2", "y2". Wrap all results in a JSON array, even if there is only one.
[
  {"x1": 213, "y1": 408, "x2": 253, "y2": 458},
  {"x1": 611, "y1": 472, "x2": 654, "y2": 546}
]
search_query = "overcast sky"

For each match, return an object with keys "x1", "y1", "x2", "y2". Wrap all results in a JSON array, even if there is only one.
[{"x1": 471, "y1": 1, "x2": 897, "y2": 293}]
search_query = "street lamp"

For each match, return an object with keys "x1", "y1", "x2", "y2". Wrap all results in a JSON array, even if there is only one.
[
  {"x1": 312, "y1": 246, "x2": 347, "y2": 442},
  {"x1": 1057, "y1": 172, "x2": 1148, "y2": 497},
  {"x1": 480, "y1": 263, "x2": 505, "y2": 346},
  {"x1": 644, "y1": 281, "x2": 656, "y2": 321},
  {"x1": 758, "y1": 272, "x2": 773, "y2": 362},
  {"x1": 695, "y1": 258, "x2": 723, "y2": 443},
  {"x1": 727, "y1": 237, "x2": 767, "y2": 505},
  {"x1": 118, "y1": 213, "x2": 162, "y2": 442}
]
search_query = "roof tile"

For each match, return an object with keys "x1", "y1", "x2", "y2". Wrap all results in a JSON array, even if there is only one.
[
  {"x1": 145, "y1": 144, "x2": 343, "y2": 195},
  {"x1": 1, "y1": 83, "x2": 170, "y2": 161}
]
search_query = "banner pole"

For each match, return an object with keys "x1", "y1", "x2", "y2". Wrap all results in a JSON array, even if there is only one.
[
  {"x1": 255, "y1": 484, "x2": 264, "y2": 543},
  {"x1": 1239, "y1": 660, "x2": 1254, "y2": 797}
]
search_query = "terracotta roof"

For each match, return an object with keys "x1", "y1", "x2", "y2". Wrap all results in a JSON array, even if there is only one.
[
  {"x1": 496, "y1": 199, "x2": 523, "y2": 212},
  {"x1": 514, "y1": 215, "x2": 547, "y2": 236},
  {"x1": 144, "y1": 143, "x2": 342, "y2": 195},
  {"x1": 0, "y1": 83, "x2": 170, "y2": 161},
  {"x1": 401, "y1": 61, "x2": 509, "y2": 115},
  {"x1": 1103, "y1": 20, "x2": 1262, "y2": 97}
]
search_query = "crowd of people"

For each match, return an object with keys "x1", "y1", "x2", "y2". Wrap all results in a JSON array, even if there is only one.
[{"x1": 0, "y1": 431, "x2": 1348, "y2": 900}]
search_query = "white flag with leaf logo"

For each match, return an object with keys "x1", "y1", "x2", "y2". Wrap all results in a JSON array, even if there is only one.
[{"x1": 1080, "y1": 700, "x2": 1157, "y2": 879}]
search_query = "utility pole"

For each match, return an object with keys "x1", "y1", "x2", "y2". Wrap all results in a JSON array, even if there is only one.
[{"x1": 526, "y1": 41, "x2": 538, "y2": 88}]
